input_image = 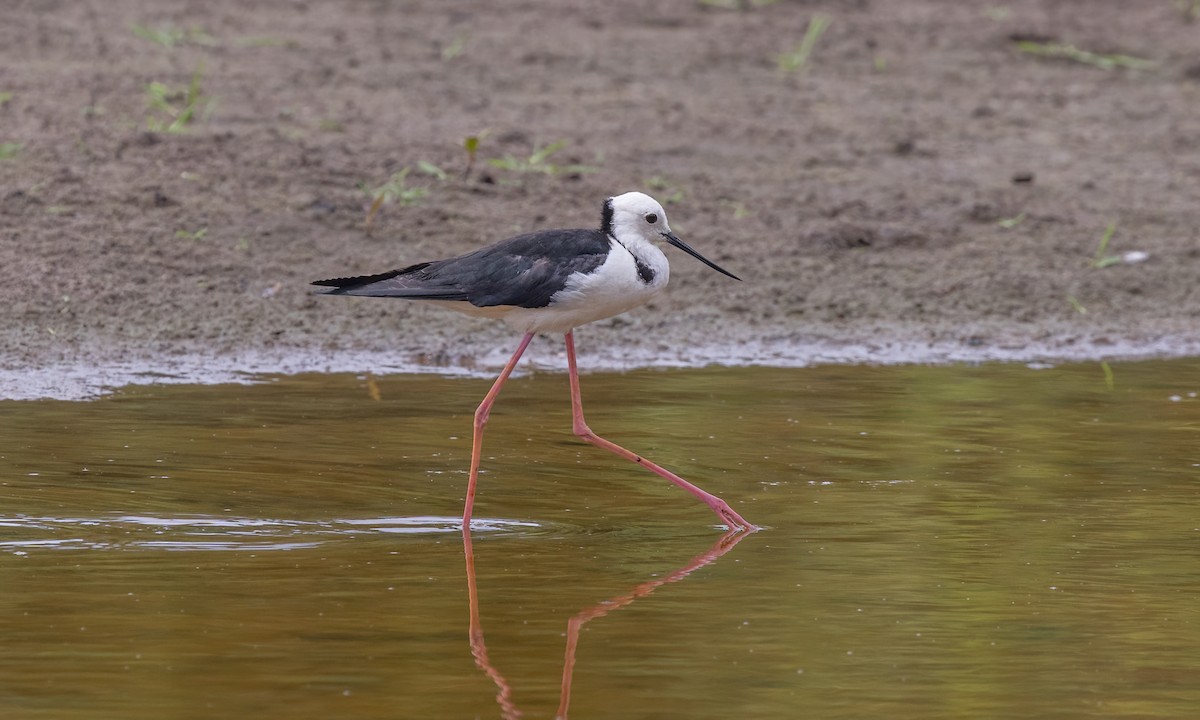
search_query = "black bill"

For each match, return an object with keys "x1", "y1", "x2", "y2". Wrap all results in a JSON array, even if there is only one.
[{"x1": 664, "y1": 232, "x2": 741, "y2": 281}]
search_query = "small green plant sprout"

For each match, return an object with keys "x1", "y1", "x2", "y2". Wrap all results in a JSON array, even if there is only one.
[
  {"x1": 644, "y1": 175, "x2": 685, "y2": 204},
  {"x1": 177, "y1": 26, "x2": 219, "y2": 46},
  {"x1": 698, "y1": 0, "x2": 780, "y2": 9},
  {"x1": 777, "y1": 13, "x2": 832, "y2": 73},
  {"x1": 461, "y1": 130, "x2": 492, "y2": 179},
  {"x1": 441, "y1": 32, "x2": 468, "y2": 61},
  {"x1": 0, "y1": 143, "x2": 21, "y2": 160},
  {"x1": 131, "y1": 23, "x2": 218, "y2": 48},
  {"x1": 231, "y1": 36, "x2": 296, "y2": 48},
  {"x1": 416, "y1": 160, "x2": 448, "y2": 181},
  {"x1": 724, "y1": 199, "x2": 750, "y2": 219},
  {"x1": 997, "y1": 212, "x2": 1026, "y2": 229},
  {"x1": 487, "y1": 140, "x2": 599, "y2": 175},
  {"x1": 1100, "y1": 361, "x2": 1115, "y2": 391},
  {"x1": 145, "y1": 64, "x2": 212, "y2": 133},
  {"x1": 1090, "y1": 221, "x2": 1121, "y2": 268},
  {"x1": 1014, "y1": 40, "x2": 1155, "y2": 71},
  {"x1": 174, "y1": 226, "x2": 208, "y2": 240},
  {"x1": 0, "y1": 91, "x2": 12, "y2": 107},
  {"x1": 131, "y1": 23, "x2": 184, "y2": 47},
  {"x1": 1067, "y1": 295, "x2": 1088, "y2": 315},
  {"x1": 364, "y1": 167, "x2": 429, "y2": 226}
]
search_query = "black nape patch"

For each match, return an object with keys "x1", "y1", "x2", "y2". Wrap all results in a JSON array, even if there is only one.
[
  {"x1": 635, "y1": 257, "x2": 656, "y2": 284},
  {"x1": 600, "y1": 198, "x2": 614, "y2": 235}
]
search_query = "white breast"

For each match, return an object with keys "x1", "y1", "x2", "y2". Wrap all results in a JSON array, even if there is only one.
[{"x1": 499, "y1": 238, "x2": 669, "y2": 334}]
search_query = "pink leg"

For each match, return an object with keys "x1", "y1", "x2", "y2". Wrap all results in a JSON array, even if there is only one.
[
  {"x1": 464, "y1": 331, "x2": 535, "y2": 529},
  {"x1": 564, "y1": 331, "x2": 755, "y2": 531}
]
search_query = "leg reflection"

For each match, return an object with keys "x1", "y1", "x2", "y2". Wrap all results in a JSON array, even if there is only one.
[
  {"x1": 555, "y1": 529, "x2": 751, "y2": 719},
  {"x1": 463, "y1": 528, "x2": 522, "y2": 720},
  {"x1": 462, "y1": 527, "x2": 755, "y2": 719}
]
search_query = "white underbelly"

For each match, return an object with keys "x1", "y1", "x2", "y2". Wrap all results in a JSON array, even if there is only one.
[{"x1": 427, "y1": 241, "x2": 668, "y2": 335}]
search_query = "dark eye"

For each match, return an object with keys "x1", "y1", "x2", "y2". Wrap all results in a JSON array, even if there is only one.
[{"x1": 644, "y1": 213, "x2": 658, "y2": 225}]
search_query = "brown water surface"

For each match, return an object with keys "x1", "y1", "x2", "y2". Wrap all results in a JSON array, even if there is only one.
[{"x1": 2, "y1": 361, "x2": 1199, "y2": 719}]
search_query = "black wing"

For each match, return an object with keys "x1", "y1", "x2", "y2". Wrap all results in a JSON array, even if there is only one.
[{"x1": 311, "y1": 228, "x2": 612, "y2": 309}]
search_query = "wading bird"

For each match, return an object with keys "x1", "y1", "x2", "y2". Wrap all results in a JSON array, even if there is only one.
[{"x1": 313, "y1": 191, "x2": 753, "y2": 531}]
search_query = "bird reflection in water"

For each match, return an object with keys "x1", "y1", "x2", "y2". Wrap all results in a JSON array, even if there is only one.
[{"x1": 461, "y1": 527, "x2": 755, "y2": 719}]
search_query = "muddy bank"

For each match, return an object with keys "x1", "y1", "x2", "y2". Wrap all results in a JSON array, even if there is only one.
[
  {"x1": 3, "y1": 0, "x2": 1198, "y2": 400},
  {"x1": 5, "y1": 327, "x2": 1199, "y2": 402}
]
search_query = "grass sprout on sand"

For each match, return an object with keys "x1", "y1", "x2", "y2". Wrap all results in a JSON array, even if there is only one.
[
  {"x1": 364, "y1": 167, "x2": 426, "y2": 221},
  {"x1": 145, "y1": 65, "x2": 212, "y2": 133},
  {"x1": 1014, "y1": 40, "x2": 1155, "y2": 71},
  {"x1": 461, "y1": 131, "x2": 489, "y2": 179},
  {"x1": 0, "y1": 143, "x2": 22, "y2": 160},
  {"x1": 723, "y1": 199, "x2": 750, "y2": 219},
  {"x1": 416, "y1": 160, "x2": 447, "y2": 181},
  {"x1": 778, "y1": 13, "x2": 832, "y2": 73},
  {"x1": 645, "y1": 175, "x2": 685, "y2": 204},
  {"x1": 131, "y1": 23, "x2": 218, "y2": 48},
  {"x1": 441, "y1": 33, "x2": 468, "y2": 61},
  {"x1": 698, "y1": 0, "x2": 780, "y2": 9},
  {"x1": 362, "y1": 162, "x2": 451, "y2": 224},
  {"x1": 1090, "y1": 221, "x2": 1121, "y2": 268},
  {"x1": 175, "y1": 227, "x2": 208, "y2": 240},
  {"x1": 487, "y1": 140, "x2": 598, "y2": 175},
  {"x1": 997, "y1": 213, "x2": 1026, "y2": 229}
]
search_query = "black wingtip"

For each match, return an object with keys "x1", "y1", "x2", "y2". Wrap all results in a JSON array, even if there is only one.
[
  {"x1": 311, "y1": 268, "x2": 406, "y2": 292},
  {"x1": 311, "y1": 276, "x2": 354, "y2": 287}
]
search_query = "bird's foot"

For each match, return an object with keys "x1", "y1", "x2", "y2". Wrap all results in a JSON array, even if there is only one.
[{"x1": 713, "y1": 501, "x2": 757, "y2": 533}]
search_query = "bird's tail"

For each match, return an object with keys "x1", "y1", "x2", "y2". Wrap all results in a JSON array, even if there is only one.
[
  {"x1": 311, "y1": 268, "x2": 408, "y2": 295},
  {"x1": 310, "y1": 263, "x2": 468, "y2": 300}
]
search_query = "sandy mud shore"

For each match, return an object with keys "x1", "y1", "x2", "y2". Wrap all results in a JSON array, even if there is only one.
[{"x1": 3, "y1": 0, "x2": 1198, "y2": 399}]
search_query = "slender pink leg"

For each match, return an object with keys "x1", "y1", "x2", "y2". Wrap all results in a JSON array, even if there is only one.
[
  {"x1": 464, "y1": 331, "x2": 535, "y2": 528},
  {"x1": 564, "y1": 331, "x2": 755, "y2": 531}
]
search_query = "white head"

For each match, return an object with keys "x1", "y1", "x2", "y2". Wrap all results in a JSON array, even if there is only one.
[
  {"x1": 602, "y1": 191, "x2": 741, "y2": 281},
  {"x1": 603, "y1": 191, "x2": 672, "y2": 246}
]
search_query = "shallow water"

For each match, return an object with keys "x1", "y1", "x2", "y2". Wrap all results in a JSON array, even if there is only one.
[{"x1": 2, "y1": 360, "x2": 1199, "y2": 719}]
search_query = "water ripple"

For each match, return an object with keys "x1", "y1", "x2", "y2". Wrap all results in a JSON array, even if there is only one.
[{"x1": 0, "y1": 514, "x2": 545, "y2": 554}]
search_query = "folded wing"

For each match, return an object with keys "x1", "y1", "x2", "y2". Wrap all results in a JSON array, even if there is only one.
[{"x1": 312, "y1": 228, "x2": 611, "y2": 309}]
